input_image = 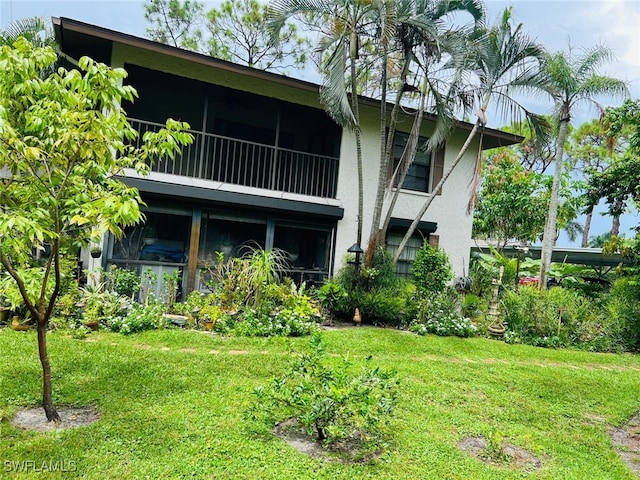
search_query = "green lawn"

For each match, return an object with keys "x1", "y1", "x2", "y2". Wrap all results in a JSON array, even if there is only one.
[{"x1": 1, "y1": 326, "x2": 640, "y2": 479}]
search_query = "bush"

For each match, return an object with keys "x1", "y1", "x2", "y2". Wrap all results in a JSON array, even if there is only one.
[
  {"x1": 412, "y1": 243, "x2": 453, "y2": 297},
  {"x1": 410, "y1": 290, "x2": 477, "y2": 338},
  {"x1": 501, "y1": 286, "x2": 616, "y2": 350},
  {"x1": 603, "y1": 278, "x2": 640, "y2": 351},
  {"x1": 108, "y1": 302, "x2": 168, "y2": 335},
  {"x1": 248, "y1": 332, "x2": 399, "y2": 456}
]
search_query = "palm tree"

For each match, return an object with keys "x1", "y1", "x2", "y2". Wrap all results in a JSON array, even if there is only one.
[
  {"x1": 391, "y1": 7, "x2": 548, "y2": 264},
  {"x1": 268, "y1": 0, "x2": 386, "y2": 248},
  {"x1": 532, "y1": 45, "x2": 628, "y2": 286},
  {"x1": 0, "y1": 17, "x2": 53, "y2": 47},
  {"x1": 366, "y1": 0, "x2": 485, "y2": 264}
]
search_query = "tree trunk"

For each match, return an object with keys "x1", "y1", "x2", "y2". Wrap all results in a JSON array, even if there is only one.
[
  {"x1": 581, "y1": 210, "x2": 593, "y2": 248},
  {"x1": 611, "y1": 200, "x2": 622, "y2": 237},
  {"x1": 350, "y1": 35, "x2": 363, "y2": 248},
  {"x1": 37, "y1": 316, "x2": 60, "y2": 422},
  {"x1": 392, "y1": 120, "x2": 481, "y2": 264},
  {"x1": 539, "y1": 114, "x2": 570, "y2": 287}
]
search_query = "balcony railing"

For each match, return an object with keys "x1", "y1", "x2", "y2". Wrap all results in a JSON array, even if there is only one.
[{"x1": 129, "y1": 118, "x2": 339, "y2": 199}]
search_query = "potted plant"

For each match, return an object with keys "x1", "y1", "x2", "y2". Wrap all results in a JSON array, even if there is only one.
[{"x1": 90, "y1": 246, "x2": 102, "y2": 258}]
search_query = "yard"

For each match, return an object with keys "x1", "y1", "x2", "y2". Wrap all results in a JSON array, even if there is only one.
[{"x1": 2, "y1": 326, "x2": 640, "y2": 479}]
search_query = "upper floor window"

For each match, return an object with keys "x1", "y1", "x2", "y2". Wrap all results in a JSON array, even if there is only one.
[
  {"x1": 392, "y1": 132, "x2": 432, "y2": 193},
  {"x1": 391, "y1": 132, "x2": 445, "y2": 194}
]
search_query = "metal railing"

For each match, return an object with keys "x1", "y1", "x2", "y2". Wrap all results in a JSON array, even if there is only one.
[{"x1": 129, "y1": 118, "x2": 339, "y2": 199}]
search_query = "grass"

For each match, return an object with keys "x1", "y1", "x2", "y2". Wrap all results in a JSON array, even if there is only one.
[{"x1": 1, "y1": 326, "x2": 640, "y2": 479}]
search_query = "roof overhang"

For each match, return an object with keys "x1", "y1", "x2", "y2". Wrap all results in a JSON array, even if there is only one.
[
  {"x1": 122, "y1": 177, "x2": 345, "y2": 220},
  {"x1": 471, "y1": 244, "x2": 634, "y2": 268},
  {"x1": 52, "y1": 16, "x2": 523, "y2": 150}
]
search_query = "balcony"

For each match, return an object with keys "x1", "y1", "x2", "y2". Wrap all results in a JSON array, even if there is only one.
[{"x1": 129, "y1": 118, "x2": 340, "y2": 199}]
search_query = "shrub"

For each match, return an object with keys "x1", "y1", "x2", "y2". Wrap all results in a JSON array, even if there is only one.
[
  {"x1": 108, "y1": 302, "x2": 168, "y2": 335},
  {"x1": 248, "y1": 332, "x2": 399, "y2": 456},
  {"x1": 412, "y1": 243, "x2": 453, "y2": 296},
  {"x1": 410, "y1": 290, "x2": 477, "y2": 338},
  {"x1": 501, "y1": 286, "x2": 619, "y2": 350},
  {"x1": 603, "y1": 279, "x2": 640, "y2": 351}
]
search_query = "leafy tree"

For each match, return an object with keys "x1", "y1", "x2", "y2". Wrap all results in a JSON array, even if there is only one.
[
  {"x1": 392, "y1": 7, "x2": 548, "y2": 264},
  {"x1": 207, "y1": 0, "x2": 309, "y2": 72},
  {"x1": 586, "y1": 99, "x2": 640, "y2": 233},
  {"x1": 568, "y1": 118, "x2": 628, "y2": 246},
  {"x1": 533, "y1": 45, "x2": 628, "y2": 286},
  {"x1": 472, "y1": 152, "x2": 580, "y2": 249},
  {"x1": 0, "y1": 39, "x2": 192, "y2": 421},
  {"x1": 144, "y1": 0, "x2": 205, "y2": 51}
]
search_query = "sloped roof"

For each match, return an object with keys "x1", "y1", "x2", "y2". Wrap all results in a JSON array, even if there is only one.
[{"x1": 53, "y1": 16, "x2": 523, "y2": 150}]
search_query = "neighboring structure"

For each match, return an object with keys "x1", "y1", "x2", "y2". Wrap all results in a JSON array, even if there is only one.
[{"x1": 53, "y1": 17, "x2": 521, "y2": 297}]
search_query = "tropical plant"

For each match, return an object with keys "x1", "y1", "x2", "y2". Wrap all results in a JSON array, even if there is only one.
[
  {"x1": 248, "y1": 332, "x2": 399, "y2": 456},
  {"x1": 0, "y1": 17, "x2": 54, "y2": 48},
  {"x1": 532, "y1": 45, "x2": 629, "y2": 287},
  {"x1": 392, "y1": 7, "x2": 548, "y2": 263},
  {"x1": 0, "y1": 39, "x2": 192, "y2": 421},
  {"x1": 412, "y1": 242, "x2": 453, "y2": 296},
  {"x1": 472, "y1": 151, "x2": 581, "y2": 248}
]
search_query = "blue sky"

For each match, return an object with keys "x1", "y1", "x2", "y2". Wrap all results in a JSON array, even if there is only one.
[{"x1": 1, "y1": 0, "x2": 639, "y2": 245}]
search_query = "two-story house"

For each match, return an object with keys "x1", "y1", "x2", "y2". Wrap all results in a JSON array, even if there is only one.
[{"x1": 53, "y1": 17, "x2": 520, "y2": 297}]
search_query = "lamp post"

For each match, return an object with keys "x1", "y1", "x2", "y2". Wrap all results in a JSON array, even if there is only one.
[{"x1": 347, "y1": 243, "x2": 364, "y2": 268}]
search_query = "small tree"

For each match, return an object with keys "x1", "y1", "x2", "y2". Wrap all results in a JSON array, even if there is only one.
[
  {"x1": 412, "y1": 242, "x2": 453, "y2": 297},
  {"x1": 0, "y1": 39, "x2": 192, "y2": 421}
]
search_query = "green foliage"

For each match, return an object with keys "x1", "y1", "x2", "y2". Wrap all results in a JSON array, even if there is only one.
[
  {"x1": 411, "y1": 290, "x2": 477, "y2": 338},
  {"x1": 327, "y1": 248, "x2": 416, "y2": 327},
  {"x1": 207, "y1": 0, "x2": 309, "y2": 72},
  {"x1": 412, "y1": 242, "x2": 453, "y2": 296},
  {"x1": 108, "y1": 302, "x2": 168, "y2": 335},
  {"x1": 501, "y1": 286, "x2": 625, "y2": 351},
  {"x1": 104, "y1": 265, "x2": 141, "y2": 298},
  {"x1": 249, "y1": 332, "x2": 399, "y2": 455},
  {"x1": 604, "y1": 278, "x2": 640, "y2": 351},
  {"x1": 586, "y1": 99, "x2": 640, "y2": 234},
  {"x1": 144, "y1": 0, "x2": 205, "y2": 50},
  {"x1": 473, "y1": 152, "x2": 581, "y2": 246}
]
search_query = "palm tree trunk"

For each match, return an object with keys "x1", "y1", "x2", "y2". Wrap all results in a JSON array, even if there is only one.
[
  {"x1": 392, "y1": 120, "x2": 481, "y2": 264},
  {"x1": 350, "y1": 50, "x2": 363, "y2": 247},
  {"x1": 539, "y1": 115, "x2": 570, "y2": 287},
  {"x1": 581, "y1": 210, "x2": 593, "y2": 247}
]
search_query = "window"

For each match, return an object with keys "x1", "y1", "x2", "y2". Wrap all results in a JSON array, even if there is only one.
[{"x1": 392, "y1": 132, "x2": 432, "y2": 193}]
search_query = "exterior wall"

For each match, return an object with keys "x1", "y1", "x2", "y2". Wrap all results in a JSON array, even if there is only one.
[
  {"x1": 111, "y1": 41, "x2": 477, "y2": 279},
  {"x1": 334, "y1": 104, "x2": 477, "y2": 278}
]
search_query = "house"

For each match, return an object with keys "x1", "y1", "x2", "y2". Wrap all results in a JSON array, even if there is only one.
[{"x1": 53, "y1": 17, "x2": 521, "y2": 298}]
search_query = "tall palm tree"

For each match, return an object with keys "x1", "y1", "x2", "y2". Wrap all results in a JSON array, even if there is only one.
[
  {"x1": 366, "y1": 0, "x2": 484, "y2": 264},
  {"x1": 533, "y1": 45, "x2": 628, "y2": 287},
  {"x1": 268, "y1": 0, "x2": 387, "y2": 248},
  {"x1": 392, "y1": 7, "x2": 547, "y2": 264}
]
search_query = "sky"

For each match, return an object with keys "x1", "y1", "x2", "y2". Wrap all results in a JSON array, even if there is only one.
[{"x1": 1, "y1": 0, "x2": 639, "y2": 246}]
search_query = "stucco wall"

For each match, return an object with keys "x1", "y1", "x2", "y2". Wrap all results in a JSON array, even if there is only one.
[
  {"x1": 111, "y1": 42, "x2": 477, "y2": 278},
  {"x1": 335, "y1": 104, "x2": 477, "y2": 278}
]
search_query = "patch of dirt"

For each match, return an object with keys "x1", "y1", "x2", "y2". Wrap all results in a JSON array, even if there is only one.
[
  {"x1": 11, "y1": 406, "x2": 100, "y2": 432},
  {"x1": 273, "y1": 418, "x2": 383, "y2": 463},
  {"x1": 610, "y1": 414, "x2": 640, "y2": 476},
  {"x1": 134, "y1": 343, "x2": 151, "y2": 349},
  {"x1": 178, "y1": 348, "x2": 197, "y2": 353},
  {"x1": 228, "y1": 350, "x2": 249, "y2": 355},
  {"x1": 458, "y1": 436, "x2": 543, "y2": 472}
]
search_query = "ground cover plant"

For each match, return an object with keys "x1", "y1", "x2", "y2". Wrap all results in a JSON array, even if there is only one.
[{"x1": 2, "y1": 327, "x2": 640, "y2": 478}]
